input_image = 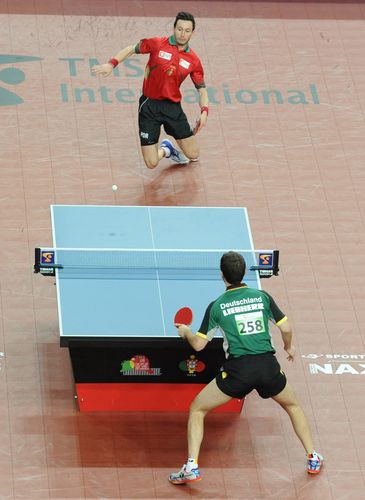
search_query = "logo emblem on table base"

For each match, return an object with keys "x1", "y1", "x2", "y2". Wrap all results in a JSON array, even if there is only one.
[
  {"x1": 179, "y1": 355, "x2": 206, "y2": 376},
  {"x1": 120, "y1": 354, "x2": 161, "y2": 376}
]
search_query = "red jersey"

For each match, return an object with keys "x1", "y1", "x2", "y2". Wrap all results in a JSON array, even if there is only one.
[{"x1": 135, "y1": 36, "x2": 205, "y2": 102}]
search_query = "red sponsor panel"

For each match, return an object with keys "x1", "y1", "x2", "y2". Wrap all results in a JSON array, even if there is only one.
[{"x1": 75, "y1": 383, "x2": 244, "y2": 413}]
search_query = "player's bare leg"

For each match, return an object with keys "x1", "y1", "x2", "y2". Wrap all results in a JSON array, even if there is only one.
[
  {"x1": 272, "y1": 381, "x2": 324, "y2": 473},
  {"x1": 272, "y1": 382, "x2": 314, "y2": 453},
  {"x1": 169, "y1": 379, "x2": 231, "y2": 484},
  {"x1": 177, "y1": 135, "x2": 200, "y2": 161},
  {"x1": 141, "y1": 144, "x2": 165, "y2": 169},
  {"x1": 188, "y1": 378, "x2": 231, "y2": 458}
]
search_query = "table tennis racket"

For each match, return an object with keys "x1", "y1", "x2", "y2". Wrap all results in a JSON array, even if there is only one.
[
  {"x1": 174, "y1": 306, "x2": 193, "y2": 326},
  {"x1": 192, "y1": 118, "x2": 201, "y2": 135}
]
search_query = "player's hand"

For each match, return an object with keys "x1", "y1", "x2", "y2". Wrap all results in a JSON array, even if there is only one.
[
  {"x1": 196, "y1": 111, "x2": 207, "y2": 134},
  {"x1": 175, "y1": 323, "x2": 191, "y2": 339},
  {"x1": 91, "y1": 63, "x2": 114, "y2": 77},
  {"x1": 285, "y1": 346, "x2": 296, "y2": 362},
  {"x1": 193, "y1": 110, "x2": 208, "y2": 135}
]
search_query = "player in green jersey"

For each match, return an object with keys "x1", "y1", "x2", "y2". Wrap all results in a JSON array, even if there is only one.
[{"x1": 169, "y1": 251, "x2": 323, "y2": 484}]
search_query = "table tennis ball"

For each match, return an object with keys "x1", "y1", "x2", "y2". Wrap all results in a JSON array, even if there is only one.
[{"x1": 112, "y1": 184, "x2": 118, "y2": 191}]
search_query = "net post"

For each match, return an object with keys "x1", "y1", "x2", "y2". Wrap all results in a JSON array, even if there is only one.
[
  {"x1": 34, "y1": 247, "x2": 41, "y2": 273},
  {"x1": 273, "y1": 250, "x2": 279, "y2": 276}
]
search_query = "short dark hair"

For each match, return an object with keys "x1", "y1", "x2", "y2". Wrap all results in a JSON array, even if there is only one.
[
  {"x1": 220, "y1": 252, "x2": 246, "y2": 285},
  {"x1": 174, "y1": 12, "x2": 195, "y2": 31}
]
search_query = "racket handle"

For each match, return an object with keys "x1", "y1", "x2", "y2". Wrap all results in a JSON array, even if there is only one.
[{"x1": 193, "y1": 118, "x2": 200, "y2": 135}]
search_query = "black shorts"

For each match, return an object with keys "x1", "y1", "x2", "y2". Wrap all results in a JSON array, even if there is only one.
[
  {"x1": 216, "y1": 352, "x2": 287, "y2": 399},
  {"x1": 138, "y1": 95, "x2": 193, "y2": 146}
]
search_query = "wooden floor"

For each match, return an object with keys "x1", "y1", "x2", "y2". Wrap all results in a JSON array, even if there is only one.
[{"x1": 1, "y1": 0, "x2": 365, "y2": 498}]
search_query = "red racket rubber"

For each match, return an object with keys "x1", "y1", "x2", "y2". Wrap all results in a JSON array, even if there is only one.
[{"x1": 174, "y1": 306, "x2": 193, "y2": 325}]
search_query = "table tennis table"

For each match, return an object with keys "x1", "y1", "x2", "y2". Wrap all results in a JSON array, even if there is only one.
[{"x1": 35, "y1": 205, "x2": 279, "y2": 412}]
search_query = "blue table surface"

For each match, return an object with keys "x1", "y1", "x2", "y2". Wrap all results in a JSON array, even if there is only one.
[{"x1": 51, "y1": 205, "x2": 260, "y2": 338}]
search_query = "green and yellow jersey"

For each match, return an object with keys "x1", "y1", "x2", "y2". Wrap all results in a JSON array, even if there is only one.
[{"x1": 197, "y1": 284, "x2": 287, "y2": 358}]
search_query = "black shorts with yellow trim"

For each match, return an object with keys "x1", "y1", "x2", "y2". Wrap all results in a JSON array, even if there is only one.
[{"x1": 216, "y1": 352, "x2": 287, "y2": 399}]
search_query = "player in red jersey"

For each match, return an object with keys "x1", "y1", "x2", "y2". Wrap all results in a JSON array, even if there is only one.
[{"x1": 92, "y1": 12, "x2": 209, "y2": 169}]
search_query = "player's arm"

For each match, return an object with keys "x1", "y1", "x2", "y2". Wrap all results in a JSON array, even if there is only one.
[
  {"x1": 175, "y1": 301, "x2": 216, "y2": 351},
  {"x1": 197, "y1": 87, "x2": 209, "y2": 129},
  {"x1": 91, "y1": 45, "x2": 136, "y2": 77},
  {"x1": 277, "y1": 318, "x2": 295, "y2": 362},
  {"x1": 176, "y1": 325, "x2": 209, "y2": 351},
  {"x1": 192, "y1": 87, "x2": 209, "y2": 134},
  {"x1": 191, "y1": 59, "x2": 209, "y2": 133},
  {"x1": 264, "y1": 290, "x2": 296, "y2": 362}
]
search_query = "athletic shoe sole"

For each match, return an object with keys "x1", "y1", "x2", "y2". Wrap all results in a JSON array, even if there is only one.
[{"x1": 169, "y1": 476, "x2": 202, "y2": 485}]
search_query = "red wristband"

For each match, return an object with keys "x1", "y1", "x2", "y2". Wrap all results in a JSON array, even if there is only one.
[
  {"x1": 108, "y1": 58, "x2": 119, "y2": 68},
  {"x1": 201, "y1": 106, "x2": 209, "y2": 115}
]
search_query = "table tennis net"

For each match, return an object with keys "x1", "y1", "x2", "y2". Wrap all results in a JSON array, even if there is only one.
[{"x1": 37, "y1": 248, "x2": 277, "y2": 271}]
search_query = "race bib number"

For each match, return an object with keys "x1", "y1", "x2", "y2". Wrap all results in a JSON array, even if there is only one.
[{"x1": 235, "y1": 311, "x2": 265, "y2": 335}]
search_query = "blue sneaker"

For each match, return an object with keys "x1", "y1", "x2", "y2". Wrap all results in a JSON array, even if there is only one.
[
  {"x1": 160, "y1": 139, "x2": 189, "y2": 164},
  {"x1": 169, "y1": 464, "x2": 201, "y2": 484},
  {"x1": 307, "y1": 452, "x2": 324, "y2": 474}
]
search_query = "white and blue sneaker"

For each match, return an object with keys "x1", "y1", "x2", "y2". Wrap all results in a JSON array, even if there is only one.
[
  {"x1": 160, "y1": 139, "x2": 190, "y2": 164},
  {"x1": 169, "y1": 464, "x2": 201, "y2": 484},
  {"x1": 307, "y1": 451, "x2": 324, "y2": 474}
]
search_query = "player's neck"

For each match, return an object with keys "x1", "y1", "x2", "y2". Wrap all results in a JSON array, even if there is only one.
[
  {"x1": 226, "y1": 283, "x2": 246, "y2": 290},
  {"x1": 177, "y1": 43, "x2": 188, "y2": 51}
]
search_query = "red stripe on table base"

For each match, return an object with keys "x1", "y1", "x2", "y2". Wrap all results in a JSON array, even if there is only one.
[{"x1": 75, "y1": 383, "x2": 244, "y2": 413}]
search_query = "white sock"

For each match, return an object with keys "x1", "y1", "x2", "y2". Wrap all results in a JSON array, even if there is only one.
[
  {"x1": 161, "y1": 146, "x2": 170, "y2": 158},
  {"x1": 186, "y1": 458, "x2": 198, "y2": 471}
]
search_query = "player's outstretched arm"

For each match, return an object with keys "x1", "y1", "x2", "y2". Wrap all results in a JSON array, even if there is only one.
[
  {"x1": 278, "y1": 319, "x2": 296, "y2": 362},
  {"x1": 91, "y1": 45, "x2": 136, "y2": 77}
]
